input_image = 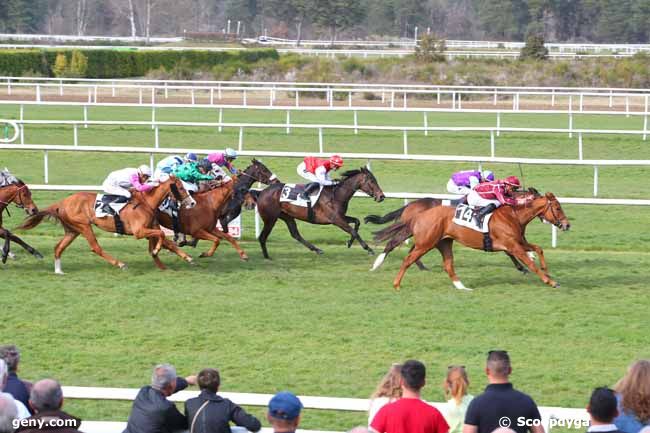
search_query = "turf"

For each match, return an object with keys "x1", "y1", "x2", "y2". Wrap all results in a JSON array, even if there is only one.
[{"x1": 1, "y1": 104, "x2": 649, "y2": 432}]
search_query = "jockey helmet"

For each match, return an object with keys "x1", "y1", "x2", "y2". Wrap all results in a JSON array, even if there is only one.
[
  {"x1": 198, "y1": 159, "x2": 213, "y2": 172},
  {"x1": 503, "y1": 176, "x2": 521, "y2": 187},
  {"x1": 224, "y1": 148, "x2": 238, "y2": 160},
  {"x1": 482, "y1": 170, "x2": 495, "y2": 182},
  {"x1": 329, "y1": 154, "x2": 344, "y2": 168},
  {"x1": 185, "y1": 152, "x2": 198, "y2": 163},
  {"x1": 138, "y1": 164, "x2": 152, "y2": 177}
]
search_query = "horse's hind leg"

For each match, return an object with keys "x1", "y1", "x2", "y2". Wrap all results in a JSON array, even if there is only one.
[
  {"x1": 6, "y1": 231, "x2": 43, "y2": 259},
  {"x1": 393, "y1": 244, "x2": 434, "y2": 290},
  {"x1": 506, "y1": 252, "x2": 529, "y2": 274},
  {"x1": 53, "y1": 231, "x2": 79, "y2": 274},
  {"x1": 1, "y1": 228, "x2": 9, "y2": 264},
  {"x1": 332, "y1": 215, "x2": 374, "y2": 255},
  {"x1": 344, "y1": 216, "x2": 360, "y2": 248},
  {"x1": 280, "y1": 215, "x2": 323, "y2": 255},
  {"x1": 258, "y1": 213, "x2": 278, "y2": 260},
  {"x1": 436, "y1": 238, "x2": 471, "y2": 291},
  {"x1": 78, "y1": 225, "x2": 126, "y2": 270}
]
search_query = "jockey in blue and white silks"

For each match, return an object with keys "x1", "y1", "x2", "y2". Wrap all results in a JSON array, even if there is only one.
[{"x1": 154, "y1": 153, "x2": 199, "y2": 179}]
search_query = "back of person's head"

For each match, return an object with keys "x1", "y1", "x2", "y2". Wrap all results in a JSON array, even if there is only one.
[
  {"x1": 197, "y1": 368, "x2": 220, "y2": 393},
  {"x1": 588, "y1": 387, "x2": 618, "y2": 423},
  {"x1": 444, "y1": 366, "x2": 470, "y2": 405},
  {"x1": 151, "y1": 364, "x2": 177, "y2": 392},
  {"x1": 267, "y1": 391, "x2": 302, "y2": 430},
  {"x1": 615, "y1": 360, "x2": 650, "y2": 423},
  {"x1": 400, "y1": 360, "x2": 426, "y2": 392},
  {"x1": 0, "y1": 360, "x2": 7, "y2": 389},
  {"x1": 486, "y1": 350, "x2": 511, "y2": 379},
  {"x1": 30, "y1": 379, "x2": 63, "y2": 412},
  {"x1": 0, "y1": 393, "x2": 18, "y2": 433},
  {"x1": 0, "y1": 346, "x2": 19, "y2": 373},
  {"x1": 370, "y1": 364, "x2": 403, "y2": 400}
]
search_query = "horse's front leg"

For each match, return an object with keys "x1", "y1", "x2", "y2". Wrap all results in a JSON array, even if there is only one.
[
  {"x1": 332, "y1": 215, "x2": 374, "y2": 255},
  {"x1": 509, "y1": 244, "x2": 558, "y2": 288},
  {"x1": 525, "y1": 242, "x2": 548, "y2": 273},
  {"x1": 133, "y1": 227, "x2": 166, "y2": 256},
  {"x1": 344, "y1": 216, "x2": 360, "y2": 248},
  {"x1": 1, "y1": 228, "x2": 10, "y2": 264},
  {"x1": 7, "y1": 231, "x2": 43, "y2": 259}
]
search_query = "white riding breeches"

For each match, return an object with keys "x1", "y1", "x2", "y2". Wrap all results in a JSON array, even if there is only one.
[
  {"x1": 446, "y1": 179, "x2": 471, "y2": 195},
  {"x1": 296, "y1": 162, "x2": 319, "y2": 183},
  {"x1": 181, "y1": 180, "x2": 198, "y2": 193},
  {"x1": 102, "y1": 180, "x2": 131, "y2": 198},
  {"x1": 467, "y1": 190, "x2": 501, "y2": 208}
]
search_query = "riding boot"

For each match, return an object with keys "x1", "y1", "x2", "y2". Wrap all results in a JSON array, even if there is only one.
[
  {"x1": 476, "y1": 203, "x2": 497, "y2": 224},
  {"x1": 300, "y1": 182, "x2": 320, "y2": 200}
]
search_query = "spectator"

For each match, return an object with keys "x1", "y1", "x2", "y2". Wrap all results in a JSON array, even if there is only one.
[
  {"x1": 614, "y1": 360, "x2": 650, "y2": 433},
  {"x1": 444, "y1": 366, "x2": 473, "y2": 433},
  {"x1": 16, "y1": 379, "x2": 82, "y2": 433},
  {"x1": 0, "y1": 345, "x2": 31, "y2": 413},
  {"x1": 184, "y1": 368, "x2": 261, "y2": 433},
  {"x1": 462, "y1": 351, "x2": 543, "y2": 433},
  {"x1": 267, "y1": 391, "x2": 303, "y2": 433},
  {"x1": 368, "y1": 364, "x2": 403, "y2": 425},
  {"x1": 0, "y1": 393, "x2": 18, "y2": 433},
  {"x1": 587, "y1": 387, "x2": 621, "y2": 433},
  {"x1": 123, "y1": 364, "x2": 197, "y2": 433},
  {"x1": 370, "y1": 360, "x2": 449, "y2": 433},
  {"x1": 0, "y1": 359, "x2": 30, "y2": 420}
]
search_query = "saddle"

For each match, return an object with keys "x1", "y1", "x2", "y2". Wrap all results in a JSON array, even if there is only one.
[
  {"x1": 94, "y1": 194, "x2": 128, "y2": 234},
  {"x1": 279, "y1": 183, "x2": 324, "y2": 207},
  {"x1": 452, "y1": 204, "x2": 494, "y2": 251}
]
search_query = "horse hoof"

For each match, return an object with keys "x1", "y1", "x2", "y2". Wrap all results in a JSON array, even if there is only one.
[
  {"x1": 314, "y1": 249, "x2": 324, "y2": 255},
  {"x1": 552, "y1": 281, "x2": 560, "y2": 288},
  {"x1": 119, "y1": 263, "x2": 128, "y2": 271},
  {"x1": 55, "y1": 270, "x2": 65, "y2": 275},
  {"x1": 199, "y1": 253, "x2": 209, "y2": 258},
  {"x1": 367, "y1": 249, "x2": 375, "y2": 256},
  {"x1": 1, "y1": 256, "x2": 7, "y2": 265},
  {"x1": 33, "y1": 251, "x2": 44, "y2": 260},
  {"x1": 240, "y1": 255, "x2": 249, "y2": 261},
  {"x1": 518, "y1": 268, "x2": 530, "y2": 275},
  {"x1": 346, "y1": 241, "x2": 353, "y2": 248}
]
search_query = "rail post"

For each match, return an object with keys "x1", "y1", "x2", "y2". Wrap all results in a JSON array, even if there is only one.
[
  {"x1": 83, "y1": 105, "x2": 88, "y2": 129},
  {"x1": 452, "y1": 92, "x2": 456, "y2": 110},
  {"x1": 138, "y1": 88, "x2": 143, "y2": 105},
  {"x1": 644, "y1": 95, "x2": 648, "y2": 141},
  {"x1": 493, "y1": 88, "x2": 497, "y2": 105},
  {"x1": 496, "y1": 112, "x2": 501, "y2": 137},
  {"x1": 295, "y1": 90, "x2": 299, "y2": 108},
  {"x1": 490, "y1": 131, "x2": 495, "y2": 157},
  {"x1": 625, "y1": 95, "x2": 629, "y2": 118},
  {"x1": 191, "y1": 88, "x2": 195, "y2": 105},
  {"x1": 437, "y1": 89, "x2": 440, "y2": 105},
  {"x1": 551, "y1": 225, "x2": 557, "y2": 248},
  {"x1": 286, "y1": 110, "x2": 291, "y2": 134},
  {"x1": 60, "y1": 80, "x2": 64, "y2": 96},
  {"x1": 218, "y1": 108, "x2": 223, "y2": 133},
  {"x1": 243, "y1": 89, "x2": 247, "y2": 107},
  {"x1": 210, "y1": 88, "x2": 214, "y2": 105},
  {"x1": 36, "y1": 84, "x2": 41, "y2": 102},
  {"x1": 254, "y1": 205, "x2": 261, "y2": 239},
  {"x1": 568, "y1": 95, "x2": 573, "y2": 138},
  {"x1": 6, "y1": 79, "x2": 10, "y2": 96},
  {"x1": 19, "y1": 104, "x2": 24, "y2": 145},
  {"x1": 43, "y1": 150, "x2": 48, "y2": 184},
  {"x1": 151, "y1": 106, "x2": 155, "y2": 130},
  {"x1": 154, "y1": 126, "x2": 159, "y2": 148},
  {"x1": 390, "y1": 91, "x2": 395, "y2": 108},
  {"x1": 217, "y1": 83, "x2": 222, "y2": 100},
  {"x1": 151, "y1": 87, "x2": 155, "y2": 105},
  {"x1": 348, "y1": 91, "x2": 352, "y2": 108},
  {"x1": 403, "y1": 130, "x2": 408, "y2": 154},
  {"x1": 238, "y1": 127, "x2": 244, "y2": 151},
  {"x1": 578, "y1": 132, "x2": 583, "y2": 160},
  {"x1": 551, "y1": 89, "x2": 555, "y2": 107},
  {"x1": 269, "y1": 89, "x2": 273, "y2": 107},
  {"x1": 163, "y1": 82, "x2": 167, "y2": 99},
  {"x1": 150, "y1": 153, "x2": 155, "y2": 174},
  {"x1": 94, "y1": 85, "x2": 98, "y2": 103},
  {"x1": 87, "y1": 87, "x2": 92, "y2": 103},
  {"x1": 353, "y1": 110, "x2": 358, "y2": 135},
  {"x1": 593, "y1": 166, "x2": 599, "y2": 197},
  {"x1": 403, "y1": 92, "x2": 407, "y2": 109},
  {"x1": 423, "y1": 112, "x2": 428, "y2": 136},
  {"x1": 579, "y1": 93, "x2": 583, "y2": 112},
  {"x1": 73, "y1": 124, "x2": 78, "y2": 147},
  {"x1": 318, "y1": 127, "x2": 323, "y2": 153}
]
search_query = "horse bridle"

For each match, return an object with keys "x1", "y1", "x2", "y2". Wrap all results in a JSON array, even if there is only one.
[
  {"x1": 0, "y1": 184, "x2": 28, "y2": 211},
  {"x1": 538, "y1": 197, "x2": 563, "y2": 228},
  {"x1": 238, "y1": 167, "x2": 276, "y2": 184}
]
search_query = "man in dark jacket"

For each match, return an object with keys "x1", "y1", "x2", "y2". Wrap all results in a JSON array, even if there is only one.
[
  {"x1": 123, "y1": 364, "x2": 197, "y2": 433},
  {"x1": 185, "y1": 368, "x2": 260, "y2": 433},
  {"x1": 14, "y1": 379, "x2": 82, "y2": 433},
  {"x1": 0, "y1": 345, "x2": 32, "y2": 413}
]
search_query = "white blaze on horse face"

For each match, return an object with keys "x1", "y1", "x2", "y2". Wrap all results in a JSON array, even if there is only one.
[
  {"x1": 371, "y1": 252, "x2": 386, "y2": 271},
  {"x1": 183, "y1": 196, "x2": 197, "y2": 209},
  {"x1": 54, "y1": 258, "x2": 64, "y2": 275}
]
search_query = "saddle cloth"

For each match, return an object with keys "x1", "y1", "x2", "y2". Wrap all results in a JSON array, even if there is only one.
[
  {"x1": 452, "y1": 203, "x2": 493, "y2": 233},
  {"x1": 279, "y1": 184, "x2": 324, "y2": 207},
  {"x1": 158, "y1": 196, "x2": 175, "y2": 217},
  {"x1": 95, "y1": 194, "x2": 128, "y2": 217}
]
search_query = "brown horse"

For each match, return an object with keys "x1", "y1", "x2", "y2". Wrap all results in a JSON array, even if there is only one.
[
  {"x1": 374, "y1": 192, "x2": 570, "y2": 290},
  {"x1": 156, "y1": 177, "x2": 249, "y2": 260},
  {"x1": 255, "y1": 167, "x2": 386, "y2": 259},
  {"x1": 17, "y1": 176, "x2": 196, "y2": 274},
  {"x1": 0, "y1": 180, "x2": 42, "y2": 263},
  {"x1": 366, "y1": 190, "x2": 542, "y2": 273}
]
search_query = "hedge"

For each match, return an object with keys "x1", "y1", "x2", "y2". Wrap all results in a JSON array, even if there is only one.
[{"x1": 0, "y1": 48, "x2": 280, "y2": 78}]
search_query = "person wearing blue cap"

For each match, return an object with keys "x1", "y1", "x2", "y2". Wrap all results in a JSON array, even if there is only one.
[{"x1": 267, "y1": 391, "x2": 303, "y2": 433}]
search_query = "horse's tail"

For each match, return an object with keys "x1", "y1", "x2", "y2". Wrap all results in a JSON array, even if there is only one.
[
  {"x1": 364, "y1": 205, "x2": 408, "y2": 225},
  {"x1": 16, "y1": 206, "x2": 60, "y2": 231},
  {"x1": 373, "y1": 221, "x2": 411, "y2": 243}
]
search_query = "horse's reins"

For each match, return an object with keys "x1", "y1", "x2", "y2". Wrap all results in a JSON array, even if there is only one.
[
  {"x1": 538, "y1": 197, "x2": 563, "y2": 228},
  {"x1": 0, "y1": 184, "x2": 28, "y2": 217}
]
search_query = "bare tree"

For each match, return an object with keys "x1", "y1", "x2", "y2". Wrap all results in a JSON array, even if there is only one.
[
  {"x1": 76, "y1": 0, "x2": 88, "y2": 36},
  {"x1": 127, "y1": 0, "x2": 138, "y2": 38}
]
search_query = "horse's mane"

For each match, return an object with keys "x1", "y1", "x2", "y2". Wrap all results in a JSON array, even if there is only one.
[{"x1": 340, "y1": 167, "x2": 375, "y2": 182}]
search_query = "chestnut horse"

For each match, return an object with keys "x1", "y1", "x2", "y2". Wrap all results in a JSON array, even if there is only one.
[
  {"x1": 0, "y1": 180, "x2": 42, "y2": 263},
  {"x1": 365, "y1": 190, "x2": 541, "y2": 274},
  {"x1": 255, "y1": 167, "x2": 386, "y2": 259},
  {"x1": 374, "y1": 192, "x2": 570, "y2": 290},
  {"x1": 17, "y1": 176, "x2": 196, "y2": 274},
  {"x1": 157, "y1": 177, "x2": 250, "y2": 260}
]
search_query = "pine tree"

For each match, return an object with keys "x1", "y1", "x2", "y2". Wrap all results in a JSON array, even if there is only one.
[{"x1": 313, "y1": 0, "x2": 366, "y2": 44}]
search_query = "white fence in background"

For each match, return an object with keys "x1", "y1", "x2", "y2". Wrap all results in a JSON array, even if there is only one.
[
  {"x1": 62, "y1": 385, "x2": 587, "y2": 433},
  {"x1": 0, "y1": 33, "x2": 183, "y2": 43}
]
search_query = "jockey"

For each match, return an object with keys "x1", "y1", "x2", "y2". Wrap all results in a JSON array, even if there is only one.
[
  {"x1": 206, "y1": 148, "x2": 239, "y2": 175},
  {"x1": 296, "y1": 154, "x2": 344, "y2": 199},
  {"x1": 101, "y1": 165, "x2": 156, "y2": 215},
  {"x1": 446, "y1": 169, "x2": 494, "y2": 195},
  {"x1": 154, "y1": 152, "x2": 198, "y2": 179},
  {"x1": 173, "y1": 159, "x2": 214, "y2": 193},
  {"x1": 467, "y1": 175, "x2": 521, "y2": 222}
]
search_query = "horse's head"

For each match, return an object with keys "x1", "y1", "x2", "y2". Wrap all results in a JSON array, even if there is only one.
[
  {"x1": 540, "y1": 192, "x2": 570, "y2": 231},
  {"x1": 168, "y1": 175, "x2": 196, "y2": 209},
  {"x1": 342, "y1": 167, "x2": 385, "y2": 202},
  {"x1": 13, "y1": 181, "x2": 38, "y2": 216},
  {"x1": 246, "y1": 159, "x2": 279, "y2": 184}
]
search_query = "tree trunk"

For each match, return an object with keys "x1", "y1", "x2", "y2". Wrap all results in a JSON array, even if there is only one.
[
  {"x1": 76, "y1": 0, "x2": 87, "y2": 36},
  {"x1": 146, "y1": 0, "x2": 153, "y2": 43},
  {"x1": 127, "y1": 0, "x2": 137, "y2": 39},
  {"x1": 296, "y1": 20, "x2": 302, "y2": 46},
  {"x1": 330, "y1": 24, "x2": 336, "y2": 45}
]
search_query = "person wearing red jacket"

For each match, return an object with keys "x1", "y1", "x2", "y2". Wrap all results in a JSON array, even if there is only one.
[
  {"x1": 296, "y1": 154, "x2": 344, "y2": 199},
  {"x1": 467, "y1": 176, "x2": 521, "y2": 222}
]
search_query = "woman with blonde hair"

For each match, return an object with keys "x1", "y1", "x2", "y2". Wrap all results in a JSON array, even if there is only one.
[
  {"x1": 368, "y1": 364, "x2": 403, "y2": 425},
  {"x1": 443, "y1": 366, "x2": 473, "y2": 433},
  {"x1": 615, "y1": 360, "x2": 650, "y2": 433}
]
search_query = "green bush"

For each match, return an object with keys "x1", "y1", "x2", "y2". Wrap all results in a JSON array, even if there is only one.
[{"x1": 520, "y1": 35, "x2": 549, "y2": 60}]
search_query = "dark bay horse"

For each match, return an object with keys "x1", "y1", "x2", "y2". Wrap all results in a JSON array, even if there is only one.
[
  {"x1": 157, "y1": 177, "x2": 250, "y2": 260},
  {"x1": 365, "y1": 190, "x2": 541, "y2": 273},
  {"x1": 0, "y1": 180, "x2": 42, "y2": 263},
  {"x1": 17, "y1": 176, "x2": 196, "y2": 274},
  {"x1": 255, "y1": 167, "x2": 386, "y2": 259},
  {"x1": 374, "y1": 192, "x2": 570, "y2": 290}
]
